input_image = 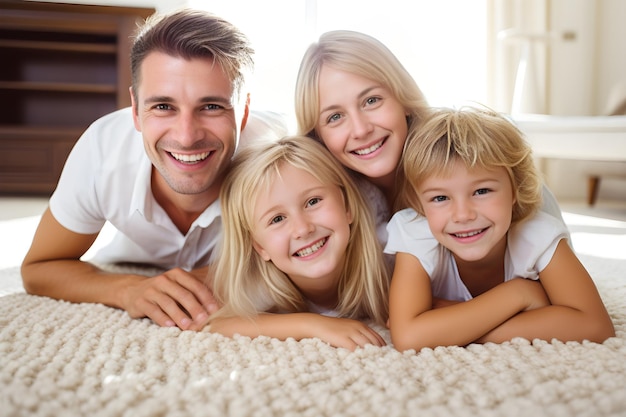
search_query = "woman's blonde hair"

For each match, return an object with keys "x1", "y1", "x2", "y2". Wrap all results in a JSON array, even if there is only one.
[
  {"x1": 209, "y1": 136, "x2": 389, "y2": 325},
  {"x1": 401, "y1": 107, "x2": 543, "y2": 223},
  {"x1": 294, "y1": 30, "x2": 429, "y2": 142}
]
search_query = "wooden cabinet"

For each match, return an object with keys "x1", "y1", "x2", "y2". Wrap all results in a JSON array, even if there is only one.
[{"x1": 0, "y1": 1, "x2": 154, "y2": 195}]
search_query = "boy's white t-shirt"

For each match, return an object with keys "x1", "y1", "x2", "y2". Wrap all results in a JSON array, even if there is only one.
[{"x1": 384, "y1": 209, "x2": 570, "y2": 301}]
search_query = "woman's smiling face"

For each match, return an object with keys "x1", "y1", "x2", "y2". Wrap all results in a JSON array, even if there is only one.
[{"x1": 316, "y1": 65, "x2": 408, "y2": 189}]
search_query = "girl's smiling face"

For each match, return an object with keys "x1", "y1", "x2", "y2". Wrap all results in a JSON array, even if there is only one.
[
  {"x1": 417, "y1": 160, "x2": 516, "y2": 263},
  {"x1": 316, "y1": 65, "x2": 408, "y2": 190},
  {"x1": 251, "y1": 162, "x2": 353, "y2": 296}
]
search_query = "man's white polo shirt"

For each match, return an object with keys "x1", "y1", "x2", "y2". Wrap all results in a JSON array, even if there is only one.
[{"x1": 49, "y1": 107, "x2": 288, "y2": 271}]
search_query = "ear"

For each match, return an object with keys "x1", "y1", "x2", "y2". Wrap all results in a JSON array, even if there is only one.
[
  {"x1": 346, "y1": 205, "x2": 354, "y2": 225},
  {"x1": 129, "y1": 86, "x2": 141, "y2": 132},
  {"x1": 252, "y1": 239, "x2": 271, "y2": 261},
  {"x1": 240, "y1": 93, "x2": 251, "y2": 133}
]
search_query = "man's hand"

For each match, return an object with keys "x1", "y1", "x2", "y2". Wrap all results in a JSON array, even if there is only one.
[{"x1": 122, "y1": 267, "x2": 218, "y2": 331}]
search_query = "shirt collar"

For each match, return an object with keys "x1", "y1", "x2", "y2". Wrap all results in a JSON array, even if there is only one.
[
  {"x1": 129, "y1": 154, "x2": 153, "y2": 220},
  {"x1": 194, "y1": 197, "x2": 222, "y2": 228},
  {"x1": 129, "y1": 156, "x2": 222, "y2": 230}
]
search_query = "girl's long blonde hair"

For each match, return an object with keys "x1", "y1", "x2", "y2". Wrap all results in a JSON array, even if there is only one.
[
  {"x1": 209, "y1": 136, "x2": 389, "y2": 325},
  {"x1": 401, "y1": 106, "x2": 543, "y2": 223}
]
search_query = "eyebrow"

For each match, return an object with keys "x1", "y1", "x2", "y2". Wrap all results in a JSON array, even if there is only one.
[{"x1": 143, "y1": 95, "x2": 233, "y2": 107}]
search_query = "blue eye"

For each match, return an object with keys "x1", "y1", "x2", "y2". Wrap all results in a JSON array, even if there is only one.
[
  {"x1": 269, "y1": 215, "x2": 285, "y2": 224},
  {"x1": 432, "y1": 195, "x2": 448, "y2": 202},
  {"x1": 475, "y1": 188, "x2": 490, "y2": 196},
  {"x1": 327, "y1": 113, "x2": 341, "y2": 124},
  {"x1": 306, "y1": 197, "x2": 321, "y2": 207}
]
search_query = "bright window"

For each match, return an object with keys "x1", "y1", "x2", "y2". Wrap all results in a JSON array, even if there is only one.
[{"x1": 189, "y1": 0, "x2": 488, "y2": 120}]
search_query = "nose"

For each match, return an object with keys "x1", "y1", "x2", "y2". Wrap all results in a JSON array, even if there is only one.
[
  {"x1": 291, "y1": 212, "x2": 315, "y2": 239},
  {"x1": 350, "y1": 111, "x2": 374, "y2": 140},
  {"x1": 173, "y1": 110, "x2": 204, "y2": 146},
  {"x1": 452, "y1": 198, "x2": 477, "y2": 223}
]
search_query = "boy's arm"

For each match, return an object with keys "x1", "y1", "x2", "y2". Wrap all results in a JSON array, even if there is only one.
[
  {"x1": 389, "y1": 252, "x2": 548, "y2": 351},
  {"x1": 21, "y1": 208, "x2": 216, "y2": 330},
  {"x1": 476, "y1": 240, "x2": 615, "y2": 344},
  {"x1": 208, "y1": 313, "x2": 385, "y2": 351}
]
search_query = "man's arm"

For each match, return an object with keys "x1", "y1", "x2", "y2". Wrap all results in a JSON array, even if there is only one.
[{"x1": 21, "y1": 208, "x2": 216, "y2": 330}]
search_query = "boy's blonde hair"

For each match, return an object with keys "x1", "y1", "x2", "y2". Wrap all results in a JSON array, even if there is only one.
[
  {"x1": 401, "y1": 107, "x2": 542, "y2": 223},
  {"x1": 295, "y1": 30, "x2": 429, "y2": 142},
  {"x1": 210, "y1": 136, "x2": 389, "y2": 325}
]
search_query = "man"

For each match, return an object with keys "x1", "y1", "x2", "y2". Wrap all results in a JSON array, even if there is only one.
[{"x1": 21, "y1": 9, "x2": 286, "y2": 331}]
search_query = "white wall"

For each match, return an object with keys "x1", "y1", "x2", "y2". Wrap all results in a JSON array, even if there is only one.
[
  {"x1": 549, "y1": 0, "x2": 626, "y2": 116},
  {"x1": 596, "y1": 0, "x2": 626, "y2": 115},
  {"x1": 544, "y1": 0, "x2": 626, "y2": 202}
]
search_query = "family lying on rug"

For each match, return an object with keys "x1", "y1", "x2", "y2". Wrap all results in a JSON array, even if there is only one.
[{"x1": 19, "y1": 9, "x2": 615, "y2": 353}]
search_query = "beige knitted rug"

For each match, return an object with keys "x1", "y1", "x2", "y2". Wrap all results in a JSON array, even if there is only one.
[{"x1": 1, "y1": 252, "x2": 626, "y2": 417}]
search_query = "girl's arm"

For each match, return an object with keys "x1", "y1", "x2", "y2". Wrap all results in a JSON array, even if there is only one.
[
  {"x1": 389, "y1": 252, "x2": 551, "y2": 352},
  {"x1": 476, "y1": 240, "x2": 615, "y2": 344},
  {"x1": 208, "y1": 313, "x2": 385, "y2": 351}
]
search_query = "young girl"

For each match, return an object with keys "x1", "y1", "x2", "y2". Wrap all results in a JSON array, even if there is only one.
[
  {"x1": 206, "y1": 136, "x2": 390, "y2": 350},
  {"x1": 386, "y1": 107, "x2": 615, "y2": 351}
]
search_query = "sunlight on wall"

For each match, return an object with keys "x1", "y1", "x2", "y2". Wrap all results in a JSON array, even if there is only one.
[{"x1": 189, "y1": 0, "x2": 487, "y2": 120}]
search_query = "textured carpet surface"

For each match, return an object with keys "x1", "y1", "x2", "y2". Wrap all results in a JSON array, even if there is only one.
[{"x1": 1, "y1": 253, "x2": 626, "y2": 417}]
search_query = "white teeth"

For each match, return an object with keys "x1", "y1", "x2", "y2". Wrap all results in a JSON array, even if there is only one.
[
  {"x1": 353, "y1": 140, "x2": 383, "y2": 156},
  {"x1": 171, "y1": 152, "x2": 210, "y2": 163},
  {"x1": 295, "y1": 238, "x2": 327, "y2": 257},
  {"x1": 454, "y1": 229, "x2": 484, "y2": 238}
]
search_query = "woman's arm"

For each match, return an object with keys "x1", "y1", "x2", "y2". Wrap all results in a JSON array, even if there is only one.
[
  {"x1": 388, "y1": 252, "x2": 550, "y2": 352},
  {"x1": 476, "y1": 240, "x2": 615, "y2": 344},
  {"x1": 208, "y1": 313, "x2": 385, "y2": 351}
]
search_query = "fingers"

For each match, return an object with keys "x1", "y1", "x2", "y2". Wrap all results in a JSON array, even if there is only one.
[
  {"x1": 339, "y1": 323, "x2": 386, "y2": 351},
  {"x1": 352, "y1": 326, "x2": 386, "y2": 348},
  {"x1": 158, "y1": 269, "x2": 214, "y2": 329},
  {"x1": 194, "y1": 286, "x2": 220, "y2": 315},
  {"x1": 127, "y1": 269, "x2": 213, "y2": 331}
]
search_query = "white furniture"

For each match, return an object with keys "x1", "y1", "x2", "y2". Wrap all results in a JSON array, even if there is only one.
[{"x1": 513, "y1": 114, "x2": 626, "y2": 205}]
